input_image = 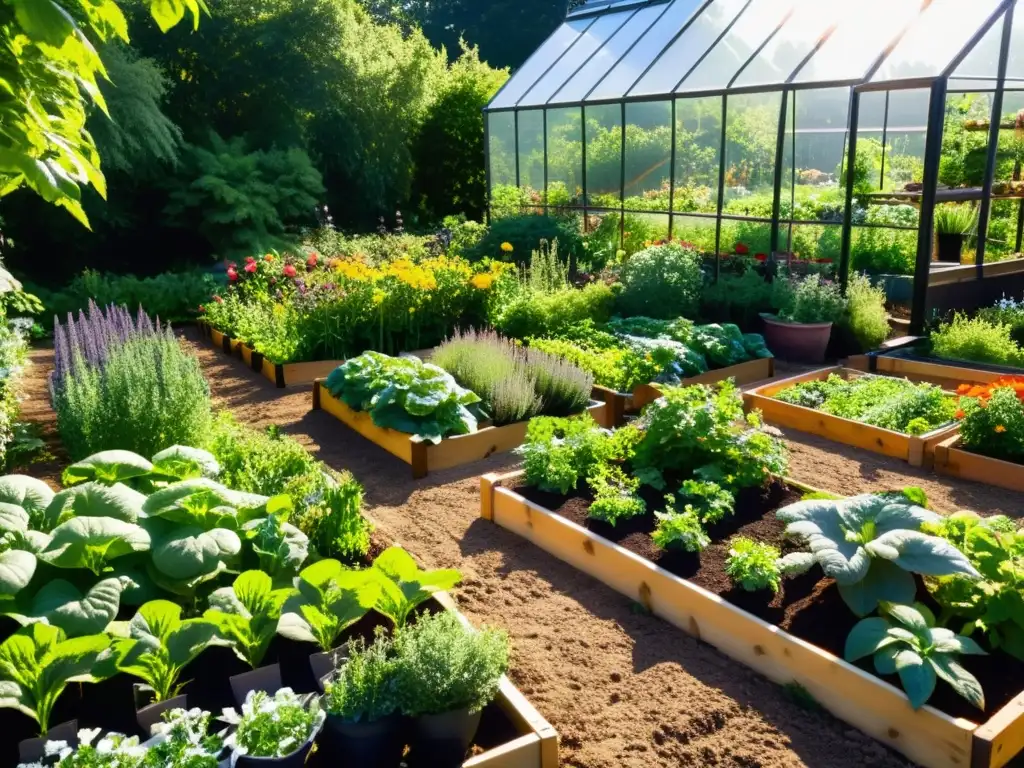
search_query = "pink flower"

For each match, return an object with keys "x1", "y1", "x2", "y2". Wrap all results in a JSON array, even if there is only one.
[
  {"x1": 283, "y1": 264, "x2": 297, "y2": 278},
  {"x1": 735, "y1": 243, "x2": 750, "y2": 255},
  {"x1": 244, "y1": 262, "x2": 257, "y2": 274},
  {"x1": 307, "y1": 253, "x2": 318, "y2": 268},
  {"x1": 227, "y1": 267, "x2": 239, "y2": 281},
  {"x1": 245, "y1": 256, "x2": 256, "y2": 264}
]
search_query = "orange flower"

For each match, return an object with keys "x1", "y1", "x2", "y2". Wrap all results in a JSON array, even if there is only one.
[
  {"x1": 996, "y1": 425, "x2": 1007, "y2": 433},
  {"x1": 955, "y1": 409, "x2": 965, "y2": 420}
]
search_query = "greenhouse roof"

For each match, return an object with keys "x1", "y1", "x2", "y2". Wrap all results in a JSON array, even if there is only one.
[{"x1": 488, "y1": 0, "x2": 1013, "y2": 111}]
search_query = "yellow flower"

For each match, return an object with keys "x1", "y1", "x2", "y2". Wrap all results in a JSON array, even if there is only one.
[
  {"x1": 996, "y1": 424, "x2": 1007, "y2": 433},
  {"x1": 372, "y1": 289, "x2": 385, "y2": 306},
  {"x1": 471, "y1": 273, "x2": 495, "y2": 290},
  {"x1": 500, "y1": 242, "x2": 514, "y2": 253}
]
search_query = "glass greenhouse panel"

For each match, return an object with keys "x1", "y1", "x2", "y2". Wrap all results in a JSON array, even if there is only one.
[
  {"x1": 489, "y1": 20, "x2": 593, "y2": 110},
  {"x1": 587, "y1": 0, "x2": 704, "y2": 102},
  {"x1": 721, "y1": 217, "x2": 772, "y2": 256},
  {"x1": 517, "y1": 109, "x2": 545, "y2": 198},
  {"x1": 624, "y1": 102, "x2": 672, "y2": 210},
  {"x1": 520, "y1": 12, "x2": 634, "y2": 107},
  {"x1": 786, "y1": 223, "x2": 842, "y2": 265},
  {"x1": 792, "y1": 0, "x2": 925, "y2": 85},
  {"x1": 673, "y1": 214, "x2": 718, "y2": 251},
  {"x1": 488, "y1": 112, "x2": 517, "y2": 190},
  {"x1": 788, "y1": 89, "x2": 850, "y2": 217},
  {"x1": 882, "y1": 89, "x2": 929, "y2": 190},
  {"x1": 1008, "y1": 0, "x2": 1024, "y2": 78},
  {"x1": 732, "y1": 0, "x2": 844, "y2": 88},
  {"x1": 585, "y1": 104, "x2": 623, "y2": 206},
  {"x1": 553, "y1": 4, "x2": 666, "y2": 104},
  {"x1": 628, "y1": 0, "x2": 748, "y2": 97},
  {"x1": 546, "y1": 108, "x2": 583, "y2": 206},
  {"x1": 677, "y1": 0, "x2": 798, "y2": 93},
  {"x1": 870, "y1": 0, "x2": 1006, "y2": 84},
  {"x1": 674, "y1": 96, "x2": 722, "y2": 213},
  {"x1": 952, "y1": 4, "x2": 1014, "y2": 81},
  {"x1": 722, "y1": 92, "x2": 782, "y2": 207}
]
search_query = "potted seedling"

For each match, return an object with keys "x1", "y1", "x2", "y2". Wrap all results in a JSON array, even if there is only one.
[
  {"x1": 935, "y1": 204, "x2": 976, "y2": 263},
  {"x1": 204, "y1": 570, "x2": 295, "y2": 704},
  {"x1": 322, "y1": 630, "x2": 405, "y2": 768},
  {"x1": 761, "y1": 275, "x2": 847, "y2": 363},
  {"x1": 221, "y1": 687, "x2": 325, "y2": 767},
  {"x1": 394, "y1": 611, "x2": 509, "y2": 768}
]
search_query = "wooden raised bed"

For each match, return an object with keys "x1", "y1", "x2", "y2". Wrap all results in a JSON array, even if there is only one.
[
  {"x1": 846, "y1": 354, "x2": 1017, "y2": 391},
  {"x1": 312, "y1": 379, "x2": 607, "y2": 479},
  {"x1": 432, "y1": 590, "x2": 559, "y2": 768},
  {"x1": 933, "y1": 435, "x2": 1024, "y2": 494},
  {"x1": 744, "y1": 367, "x2": 959, "y2": 468},
  {"x1": 592, "y1": 357, "x2": 775, "y2": 428},
  {"x1": 479, "y1": 471, "x2": 1024, "y2": 768}
]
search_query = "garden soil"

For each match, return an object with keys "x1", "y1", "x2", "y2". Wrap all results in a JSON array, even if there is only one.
[{"x1": 25, "y1": 334, "x2": 1024, "y2": 768}]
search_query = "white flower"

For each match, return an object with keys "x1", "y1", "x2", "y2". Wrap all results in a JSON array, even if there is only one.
[
  {"x1": 43, "y1": 740, "x2": 69, "y2": 757},
  {"x1": 77, "y1": 727, "x2": 103, "y2": 747}
]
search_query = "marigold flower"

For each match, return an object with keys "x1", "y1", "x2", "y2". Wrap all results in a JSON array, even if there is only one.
[
  {"x1": 955, "y1": 409, "x2": 965, "y2": 419},
  {"x1": 500, "y1": 242, "x2": 514, "y2": 253},
  {"x1": 471, "y1": 273, "x2": 495, "y2": 290},
  {"x1": 264, "y1": 253, "x2": 274, "y2": 262},
  {"x1": 283, "y1": 264, "x2": 297, "y2": 278},
  {"x1": 307, "y1": 253, "x2": 318, "y2": 268},
  {"x1": 996, "y1": 424, "x2": 1007, "y2": 433}
]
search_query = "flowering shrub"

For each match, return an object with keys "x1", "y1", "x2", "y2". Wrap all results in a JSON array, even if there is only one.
[{"x1": 957, "y1": 379, "x2": 1024, "y2": 463}]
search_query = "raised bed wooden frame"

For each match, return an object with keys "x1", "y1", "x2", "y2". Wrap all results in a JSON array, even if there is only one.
[
  {"x1": 592, "y1": 357, "x2": 775, "y2": 428},
  {"x1": 933, "y1": 434, "x2": 1024, "y2": 494},
  {"x1": 744, "y1": 366, "x2": 960, "y2": 468},
  {"x1": 432, "y1": 590, "x2": 559, "y2": 768},
  {"x1": 312, "y1": 380, "x2": 607, "y2": 479},
  {"x1": 846, "y1": 355, "x2": 1015, "y2": 391},
  {"x1": 479, "y1": 471, "x2": 1024, "y2": 768}
]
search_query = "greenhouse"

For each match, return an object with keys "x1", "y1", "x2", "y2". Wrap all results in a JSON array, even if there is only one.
[{"x1": 485, "y1": 0, "x2": 1024, "y2": 333}]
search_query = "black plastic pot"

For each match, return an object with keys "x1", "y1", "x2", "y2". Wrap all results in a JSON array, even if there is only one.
[
  {"x1": 310, "y1": 645, "x2": 351, "y2": 692},
  {"x1": 230, "y1": 664, "x2": 283, "y2": 706},
  {"x1": 936, "y1": 232, "x2": 965, "y2": 263},
  {"x1": 405, "y1": 707, "x2": 482, "y2": 768},
  {"x1": 134, "y1": 684, "x2": 188, "y2": 735},
  {"x1": 323, "y1": 712, "x2": 406, "y2": 768},
  {"x1": 233, "y1": 719, "x2": 323, "y2": 768},
  {"x1": 19, "y1": 719, "x2": 78, "y2": 763}
]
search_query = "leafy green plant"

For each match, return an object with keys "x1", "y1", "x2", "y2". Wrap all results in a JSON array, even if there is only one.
[
  {"x1": 0, "y1": 623, "x2": 112, "y2": 734},
  {"x1": 393, "y1": 610, "x2": 508, "y2": 716},
  {"x1": 770, "y1": 276, "x2": 847, "y2": 325},
  {"x1": 371, "y1": 546, "x2": 462, "y2": 629},
  {"x1": 39, "y1": 516, "x2": 150, "y2": 575},
  {"x1": 325, "y1": 352, "x2": 486, "y2": 443},
  {"x1": 205, "y1": 571, "x2": 294, "y2": 669},
  {"x1": 518, "y1": 415, "x2": 618, "y2": 494},
  {"x1": 527, "y1": 336, "x2": 666, "y2": 393},
  {"x1": 7, "y1": 576, "x2": 134, "y2": 638},
  {"x1": 222, "y1": 688, "x2": 324, "y2": 759},
  {"x1": 324, "y1": 630, "x2": 399, "y2": 723},
  {"x1": 587, "y1": 464, "x2": 646, "y2": 526},
  {"x1": 677, "y1": 479, "x2": 733, "y2": 524},
  {"x1": 935, "y1": 205, "x2": 976, "y2": 235},
  {"x1": 931, "y1": 314, "x2": 1024, "y2": 368},
  {"x1": 776, "y1": 494, "x2": 979, "y2": 616},
  {"x1": 278, "y1": 560, "x2": 380, "y2": 652},
  {"x1": 845, "y1": 603, "x2": 985, "y2": 710},
  {"x1": 146, "y1": 708, "x2": 225, "y2": 767},
  {"x1": 840, "y1": 274, "x2": 891, "y2": 352},
  {"x1": 651, "y1": 500, "x2": 709, "y2": 553},
  {"x1": 110, "y1": 600, "x2": 224, "y2": 702},
  {"x1": 725, "y1": 538, "x2": 782, "y2": 593},
  {"x1": 615, "y1": 243, "x2": 703, "y2": 319},
  {"x1": 958, "y1": 385, "x2": 1024, "y2": 463},
  {"x1": 469, "y1": 216, "x2": 584, "y2": 266}
]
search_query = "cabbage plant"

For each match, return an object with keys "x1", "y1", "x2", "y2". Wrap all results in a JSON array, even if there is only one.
[{"x1": 777, "y1": 494, "x2": 979, "y2": 616}]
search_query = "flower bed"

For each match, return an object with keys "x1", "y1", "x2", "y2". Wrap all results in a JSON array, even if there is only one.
[
  {"x1": 744, "y1": 367, "x2": 960, "y2": 467},
  {"x1": 477, "y1": 389, "x2": 1024, "y2": 767}
]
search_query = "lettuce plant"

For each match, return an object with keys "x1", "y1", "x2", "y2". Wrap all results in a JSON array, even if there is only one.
[
  {"x1": 371, "y1": 546, "x2": 462, "y2": 629},
  {"x1": 8, "y1": 576, "x2": 134, "y2": 637},
  {"x1": 39, "y1": 516, "x2": 150, "y2": 575},
  {"x1": 587, "y1": 464, "x2": 645, "y2": 526},
  {"x1": 726, "y1": 538, "x2": 782, "y2": 593},
  {"x1": 0, "y1": 475, "x2": 55, "y2": 530},
  {"x1": 652, "y1": 498, "x2": 709, "y2": 553},
  {"x1": 111, "y1": 600, "x2": 225, "y2": 702},
  {"x1": 845, "y1": 603, "x2": 986, "y2": 710},
  {"x1": 205, "y1": 571, "x2": 294, "y2": 669},
  {"x1": 777, "y1": 495, "x2": 979, "y2": 616},
  {"x1": 518, "y1": 415, "x2": 618, "y2": 495},
  {"x1": 278, "y1": 560, "x2": 381, "y2": 652},
  {"x1": 0, "y1": 623, "x2": 112, "y2": 734}
]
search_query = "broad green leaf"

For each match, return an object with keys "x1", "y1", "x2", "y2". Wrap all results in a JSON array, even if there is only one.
[
  {"x1": 62, "y1": 451, "x2": 154, "y2": 486},
  {"x1": 278, "y1": 568, "x2": 379, "y2": 651},
  {"x1": 885, "y1": 603, "x2": 931, "y2": 638},
  {"x1": 26, "y1": 576, "x2": 133, "y2": 637},
  {"x1": 837, "y1": 559, "x2": 916, "y2": 617},
  {"x1": 40, "y1": 633, "x2": 111, "y2": 687},
  {"x1": 371, "y1": 546, "x2": 462, "y2": 627},
  {"x1": 130, "y1": 599, "x2": 182, "y2": 647},
  {"x1": 143, "y1": 478, "x2": 267, "y2": 528},
  {"x1": 0, "y1": 503, "x2": 30, "y2": 533},
  {"x1": 777, "y1": 552, "x2": 815, "y2": 576},
  {"x1": 40, "y1": 517, "x2": 150, "y2": 573},
  {"x1": 0, "y1": 476, "x2": 55, "y2": 520},
  {"x1": 867, "y1": 530, "x2": 980, "y2": 579},
  {"x1": 150, "y1": 525, "x2": 241, "y2": 581},
  {"x1": 150, "y1": 0, "x2": 186, "y2": 32},
  {"x1": 930, "y1": 655, "x2": 985, "y2": 710},
  {"x1": 0, "y1": 550, "x2": 36, "y2": 597},
  {"x1": 61, "y1": 482, "x2": 147, "y2": 523},
  {"x1": 873, "y1": 644, "x2": 901, "y2": 675},
  {"x1": 11, "y1": 0, "x2": 75, "y2": 46},
  {"x1": 165, "y1": 618, "x2": 223, "y2": 667},
  {"x1": 150, "y1": 446, "x2": 220, "y2": 481},
  {"x1": 928, "y1": 629, "x2": 986, "y2": 656},
  {"x1": 894, "y1": 649, "x2": 935, "y2": 710},
  {"x1": 844, "y1": 617, "x2": 891, "y2": 662}
]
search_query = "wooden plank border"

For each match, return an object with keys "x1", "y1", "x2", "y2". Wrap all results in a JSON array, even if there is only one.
[
  {"x1": 592, "y1": 357, "x2": 775, "y2": 427},
  {"x1": 744, "y1": 367, "x2": 960, "y2": 467},
  {"x1": 312, "y1": 380, "x2": 607, "y2": 479},
  {"x1": 478, "y1": 471, "x2": 1006, "y2": 768},
  {"x1": 872, "y1": 357, "x2": 1016, "y2": 390},
  {"x1": 933, "y1": 435, "x2": 1024, "y2": 494}
]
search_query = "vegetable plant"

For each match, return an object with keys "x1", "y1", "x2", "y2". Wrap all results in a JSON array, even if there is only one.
[
  {"x1": 518, "y1": 415, "x2": 618, "y2": 495},
  {"x1": 587, "y1": 464, "x2": 646, "y2": 526},
  {"x1": 777, "y1": 494, "x2": 980, "y2": 616},
  {"x1": 110, "y1": 600, "x2": 225, "y2": 702},
  {"x1": 7, "y1": 576, "x2": 135, "y2": 637},
  {"x1": 278, "y1": 560, "x2": 380, "y2": 652},
  {"x1": 957, "y1": 381, "x2": 1024, "y2": 463},
  {"x1": 146, "y1": 707, "x2": 225, "y2": 768},
  {"x1": 651, "y1": 498, "x2": 709, "y2": 553},
  {"x1": 222, "y1": 688, "x2": 324, "y2": 759},
  {"x1": 371, "y1": 546, "x2": 462, "y2": 629},
  {"x1": 205, "y1": 571, "x2": 294, "y2": 669},
  {"x1": 324, "y1": 631, "x2": 399, "y2": 723},
  {"x1": 39, "y1": 516, "x2": 150, "y2": 575},
  {"x1": 725, "y1": 538, "x2": 782, "y2": 593},
  {"x1": 0, "y1": 623, "x2": 112, "y2": 734},
  {"x1": 845, "y1": 603, "x2": 986, "y2": 710}
]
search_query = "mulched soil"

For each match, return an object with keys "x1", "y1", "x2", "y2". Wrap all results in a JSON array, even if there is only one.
[{"x1": 19, "y1": 333, "x2": 1024, "y2": 768}]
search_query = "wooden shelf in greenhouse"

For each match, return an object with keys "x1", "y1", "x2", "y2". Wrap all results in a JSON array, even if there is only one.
[
  {"x1": 864, "y1": 188, "x2": 1024, "y2": 205},
  {"x1": 743, "y1": 367, "x2": 958, "y2": 467},
  {"x1": 591, "y1": 357, "x2": 775, "y2": 428},
  {"x1": 312, "y1": 379, "x2": 607, "y2": 479},
  {"x1": 962, "y1": 120, "x2": 1018, "y2": 132},
  {"x1": 478, "y1": 471, "x2": 1024, "y2": 768},
  {"x1": 933, "y1": 434, "x2": 1024, "y2": 494}
]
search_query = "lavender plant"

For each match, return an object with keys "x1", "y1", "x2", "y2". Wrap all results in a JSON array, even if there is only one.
[{"x1": 51, "y1": 302, "x2": 212, "y2": 459}]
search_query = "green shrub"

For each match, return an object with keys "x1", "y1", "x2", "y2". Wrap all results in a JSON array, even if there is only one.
[
  {"x1": 324, "y1": 631, "x2": 399, "y2": 723},
  {"x1": 841, "y1": 273, "x2": 890, "y2": 351},
  {"x1": 699, "y1": 270, "x2": 774, "y2": 328},
  {"x1": 587, "y1": 464, "x2": 645, "y2": 526},
  {"x1": 931, "y1": 314, "x2": 1024, "y2": 367},
  {"x1": 771, "y1": 275, "x2": 847, "y2": 325},
  {"x1": 469, "y1": 214, "x2": 584, "y2": 266},
  {"x1": 491, "y1": 281, "x2": 614, "y2": 340},
  {"x1": 527, "y1": 336, "x2": 663, "y2": 393},
  {"x1": 978, "y1": 296, "x2": 1024, "y2": 346},
  {"x1": 615, "y1": 243, "x2": 703, "y2": 319},
  {"x1": 958, "y1": 385, "x2": 1024, "y2": 463},
  {"x1": 518, "y1": 415, "x2": 618, "y2": 495},
  {"x1": 394, "y1": 611, "x2": 509, "y2": 716}
]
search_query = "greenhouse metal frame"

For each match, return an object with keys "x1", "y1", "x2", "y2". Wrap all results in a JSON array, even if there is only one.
[{"x1": 484, "y1": 0, "x2": 1024, "y2": 334}]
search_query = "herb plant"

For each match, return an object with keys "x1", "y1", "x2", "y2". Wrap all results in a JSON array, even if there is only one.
[
  {"x1": 24, "y1": 729, "x2": 145, "y2": 768},
  {"x1": 146, "y1": 708, "x2": 225, "y2": 767},
  {"x1": 776, "y1": 494, "x2": 979, "y2": 616},
  {"x1": 204, "y1": 571, "x2": 294, "y2": 669},
  {"x1": 651, "y1": 501, "x2": 709, "y2": 553},
  {"x1": 518, "y1": 415, "x2": 619, "y2": 495},
  {"x1": 324, "y1": 631, "x2": 399, "y2": 723},
  {"x1": 614, "y1": 242, "x2": 703, "y2": 319},
  {"x1": 770, "y1": 275, "x2": 847, "y2": 325},
  {"x1": 845, "y1": 603, "x2": 985, "y2": 710},
  {"x1": 930, "y1": 314, "x2": 1024, "y2": 368},
  {"x1": 394, "y1": 611, "x2": 509, "y2": 716},
  {"x1": 587, "y1": 464, "x2": 646, "y2": 526},
  {"x1": 725, "y1": 538, "x2": 782, "y2": 593},
  {"x1": 222, "y1": 688, "x2": 324, "y2": 759}
]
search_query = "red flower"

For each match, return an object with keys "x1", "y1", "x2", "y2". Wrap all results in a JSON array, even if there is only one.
[
  {"x1": 955, "y1": 409, "x2": 965, "y2": 420},
  {"x1": 245, "y1": 256, "x2": 256, "y2": 264},
  {"x1": 227, "y1": 267, "x2": 239, "y2": 281},
  {"x1": 228, "y1": 262, "x2": 237, "y2": 269},
  {"x1": 735, "y1": 243, "x2": 750, "y2": 255},
  {"x1": 244, "y1": 262, "x2": 257, "y2": 274},
  {"x1": 307, "y1": 253, "x2": 318, "y2": 268},
  {"x1": 283, "y1": 264, "x2": 297, "y2": 278},
  {"x1": 214, "y1": 295, "x2": 224, "y2": 304},
  {"x1": 755, "y1": 253, "x2": 767, "y2": 262}
]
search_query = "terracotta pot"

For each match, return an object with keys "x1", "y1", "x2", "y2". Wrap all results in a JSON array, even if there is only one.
[
  {"x1": 761, "y1": 314, "x2": 833, "y2": 363},
  {"x1": 323, "y1": 712, "x2": 406, "y2": 768},
  {"x1": 405, "y1": 707, "x2": 482, "y2": 768},
  {"x1": 19, "y1": 719, "x2": 78, "y2": 763}
]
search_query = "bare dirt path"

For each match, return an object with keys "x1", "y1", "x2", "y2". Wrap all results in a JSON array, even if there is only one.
[{"x1": 26, "y1": 332, "x2": 1024, "y2": 768}]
